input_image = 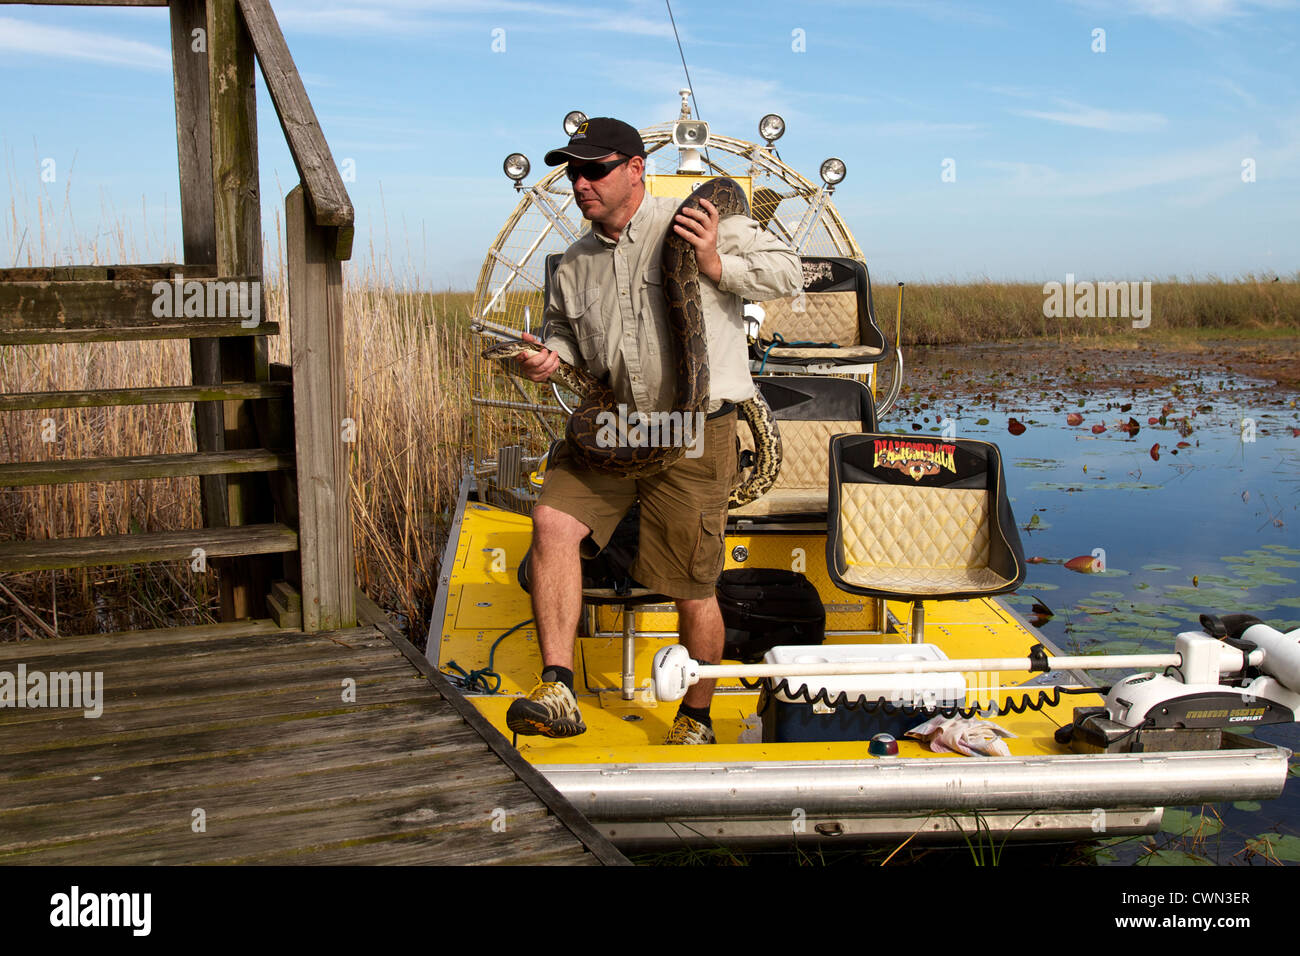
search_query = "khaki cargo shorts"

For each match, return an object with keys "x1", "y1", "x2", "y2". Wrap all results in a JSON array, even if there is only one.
[{"x1": 536, "y1": 408, "x2": 738, "y2": 600}]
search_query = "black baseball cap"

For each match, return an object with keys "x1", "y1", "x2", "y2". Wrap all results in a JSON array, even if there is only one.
[{"x1": 544, "y1": 117, "x2": 646, "y2": 166}]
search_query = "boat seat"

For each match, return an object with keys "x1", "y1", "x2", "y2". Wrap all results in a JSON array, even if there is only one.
[
  {"x1": 825, "y1": 433, "x2": 1026, "y2": 642},
  {"x1": 751, "y1": 256, "x2": 887, "y2": 372},
  {"x1": 731, "y1": 376, "x2": 876, "y2": 521}
]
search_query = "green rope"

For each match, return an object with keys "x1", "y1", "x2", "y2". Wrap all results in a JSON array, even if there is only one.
[{"x1": 444, "y1": 618, "x2": 534, "y2": 694}]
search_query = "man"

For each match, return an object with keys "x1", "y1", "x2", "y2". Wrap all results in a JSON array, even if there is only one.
[{"x1": 506, "y1": 117, "x2": 800, "y2": 744}]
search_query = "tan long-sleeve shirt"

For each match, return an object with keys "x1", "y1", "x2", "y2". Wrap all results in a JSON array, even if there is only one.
[{"x1": 543, "y1": 192, "x2": 801, "y2": 414}]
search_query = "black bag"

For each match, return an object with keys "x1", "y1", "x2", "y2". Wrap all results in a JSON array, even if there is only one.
[{"x1": 717, "y1": 569, "x2": 825, "y2": 662}]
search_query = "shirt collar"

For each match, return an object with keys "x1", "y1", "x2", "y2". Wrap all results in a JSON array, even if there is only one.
[{"x1": 593, "y1": 190, "x2": 651, "y2": 246}]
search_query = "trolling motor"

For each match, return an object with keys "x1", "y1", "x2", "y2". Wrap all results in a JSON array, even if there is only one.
[
  {"x1": 1072, "y1": 614, "x2": 1300, "y2": 752},
  {"x1": 650, "y1": 614, "x2": 1300, "y2": 752}
]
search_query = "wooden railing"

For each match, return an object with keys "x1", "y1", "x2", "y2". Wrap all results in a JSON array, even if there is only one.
[{"x1": 0, "y1": 0, "x2": 357, "y2": 633}]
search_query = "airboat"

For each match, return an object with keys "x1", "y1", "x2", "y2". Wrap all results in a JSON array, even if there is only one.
[{"x1": 428, "y1": 93, "x2": 1296, "y2": 849}]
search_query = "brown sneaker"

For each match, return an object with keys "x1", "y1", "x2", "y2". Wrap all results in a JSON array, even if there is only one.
[
  {"x1": 665, "y1": 712, "x2": 716, "y2": 745},
  {"x1": 506, "y1": 681, "x2": 586, "y2": 738}
]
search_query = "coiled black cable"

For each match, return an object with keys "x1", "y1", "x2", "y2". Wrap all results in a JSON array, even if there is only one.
[{"x1": 747, "y1": 675, "x2": 1100, "y2": 720}]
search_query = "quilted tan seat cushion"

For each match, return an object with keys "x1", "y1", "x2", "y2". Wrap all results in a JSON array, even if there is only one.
[
  {"x1": 733, "y1": 419, "x2": 862, "y2": 516},
  {"x1": 759, "y1": 291, "x2": 859, "y2": 345},
  {"x1": 836, "y1": 484, "x2": 1013, "y2": 595}
]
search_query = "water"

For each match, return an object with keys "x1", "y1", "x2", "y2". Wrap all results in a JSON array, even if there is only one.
[{"x1": 899, "y1": 341, "x2": 1300, "y2": 865}]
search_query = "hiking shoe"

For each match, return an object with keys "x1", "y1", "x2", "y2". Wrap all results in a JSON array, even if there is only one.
[
  {"x1": 665, "y1": 713, "x2": 716, "y2": 745},
  {"x1": 506, "y1": 681, "x2": 586, "y2": 738}
]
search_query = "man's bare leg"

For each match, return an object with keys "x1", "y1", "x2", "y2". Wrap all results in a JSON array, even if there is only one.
[
  {"x1": 676, "y1": 595, "x2": 724, "y2": 710},
  {"x1": 528, "y1": 504, "x2": 590, "y2": 671}
]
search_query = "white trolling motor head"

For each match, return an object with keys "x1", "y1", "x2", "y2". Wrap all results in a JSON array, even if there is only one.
[{"x1": 653, "y1": 645, "x2": 699, "y2": 702}]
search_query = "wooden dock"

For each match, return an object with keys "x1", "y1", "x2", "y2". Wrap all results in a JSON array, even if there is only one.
[{"x1": 0, "y1": 598, "x2": 628, "y2": 865}]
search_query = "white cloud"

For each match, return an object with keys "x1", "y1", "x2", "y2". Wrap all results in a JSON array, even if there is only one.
[
  {"x1": 1013, "y1": 100, "x2": 1168, "y2": 132},
  {"x1": 1069, "y1": 0, "x2": 1298, "y2": 23},
  {"x1": 0, "y1": 17, "x2": 170, "y2": 70},
  {"x1": 874, "y1": 121, "x2": 985, "y2": 137}
]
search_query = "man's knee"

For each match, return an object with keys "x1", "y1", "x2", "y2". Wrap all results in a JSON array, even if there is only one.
[{"x1": 532, "y1": 504, "x2": 590, "y2": 554}]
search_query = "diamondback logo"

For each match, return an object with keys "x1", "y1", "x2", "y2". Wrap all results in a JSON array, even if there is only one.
[{"x1": 873, "y1": 439, "x2": 956, "y2": 481}]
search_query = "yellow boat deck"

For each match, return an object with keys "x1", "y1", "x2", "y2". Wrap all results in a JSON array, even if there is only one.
[{"x1": 434, "y1": 501, "x2": 1099, "y2": 766}]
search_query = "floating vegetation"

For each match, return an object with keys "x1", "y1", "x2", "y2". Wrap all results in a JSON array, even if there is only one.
[{"x1": 1029, "y1": 481, "x2": 1162, "y2": 491}]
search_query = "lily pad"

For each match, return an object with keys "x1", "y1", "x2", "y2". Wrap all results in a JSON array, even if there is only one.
[
  {"x1": 1246, "y1": 833, "x2": 1300, "y2": 863},
  {"x1": 1232, "y1": 801, "x2": 1262, "y2": 812},
  {"x1": 1138, "y1": 849, "x2": 1214, "y2": 866},
  {"x1": 1141, "y1": 563, "x2": 1180, "y2": 572},
  {"x1": 1160, "y1": 808, "x2": 1223, "y2": 837}
]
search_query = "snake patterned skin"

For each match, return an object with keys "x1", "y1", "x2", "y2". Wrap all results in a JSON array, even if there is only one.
[{"x1": 482, "y1": 178, "x2": 782, "y2": 507}]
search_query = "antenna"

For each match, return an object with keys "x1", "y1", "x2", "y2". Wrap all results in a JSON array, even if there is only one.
[{"x1": 665, "y1": 0, "x2": 711, "y2": 169}]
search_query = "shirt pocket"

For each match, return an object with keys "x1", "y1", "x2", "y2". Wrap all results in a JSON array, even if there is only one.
[
  {"x1": 566, "y1": 286, "x2": 607, "y2": 379},
  {"x1": 639, "y1": 263, "x2": 667, "y2": 322}
]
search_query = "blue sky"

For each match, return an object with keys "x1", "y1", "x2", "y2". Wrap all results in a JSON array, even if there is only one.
[{"x1": 2, "y1": 0, "x2": 1297, "y2": 289}]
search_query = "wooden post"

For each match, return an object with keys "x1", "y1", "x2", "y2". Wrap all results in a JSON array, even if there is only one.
[
  {"x1": 207, "y1": 0, "x2": 277, "y2": 618},
  {"x1": 171, "y1": 0, "x2": 229, "y2": 531},
  {"x1": 286, "y1": 186, "x2": 355, "y2": 631}
]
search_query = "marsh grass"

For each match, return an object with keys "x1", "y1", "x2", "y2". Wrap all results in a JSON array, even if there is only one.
[{"x1": 888, "y1": 274, "x2": 1300, "y2": 346}]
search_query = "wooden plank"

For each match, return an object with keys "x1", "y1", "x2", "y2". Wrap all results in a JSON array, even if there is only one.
[
  {"x1": 0, "y1": 619, "x2": 289, "y2": 663},
  {"x1": 209, "y1": 0, "x2": 274, "y2": 621},
  {"x1": 287, "y1": 185, "x2": 355, "y2": 631},
  {"x1": 0, "y1": 264, "x2": 215, "y2": 281},
  {"x1": 0, "y1": 523, "x2": 297, "y2": 572},
  {"x1": 0, "y1": 382, "x2": 290, "y2": 412},
  {"x1": 1, "y1": 744, "x2": 512, "y2": 850},
  {"x1": 0, "y1": 697, "x2": 457, "y2": 780},
  {"x1": 0, "y1": 657, "x2": 422, "y2": 736},
  {"x1": 244, "y1": 816, "x2": 598, "y2": 866},
  {"x1": 237, "y1": 0, "x2": 354, "y2": 239},
  {"x1": 1, "y1": 778, "x2": 552, "y2": 865},
  {"x1": 0, "y1": 720, "x2": 486, "y2": 812},
  {"x1": 0, "y1": 449, "x2": 294, "y2": 487},
  {"x1": 171, "y1": 0, "x2": 230, "y2": 537},
  {"x1": 0, "y1": 277, "x2": 275, "y2": 344},
  {"x1": 0, "y1": 620, "x2": 376, "y2": 666},
  {"x1": 3, "y1": 680, "x2": 452, "y2": 758}
]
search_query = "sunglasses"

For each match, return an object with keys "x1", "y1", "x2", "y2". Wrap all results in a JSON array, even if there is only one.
[{"x1": 565, "y1": 155, "x2": 631, "y2": 183}]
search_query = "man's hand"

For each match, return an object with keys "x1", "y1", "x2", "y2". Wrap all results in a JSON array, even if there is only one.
[
  {"x1": 515, "y1": 331, "x2": 561, "y2": 383},
  {"x1": 674, "y1": 198, "x2": 722, "y2": 284}
]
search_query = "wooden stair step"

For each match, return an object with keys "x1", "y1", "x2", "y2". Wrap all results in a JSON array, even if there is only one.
[
  {"x1": 0, "y1": 276, "x2": 277, "y2": 345},
  {"x1": 0, "y1": 263, "x2": 216, "y2": 283},
  {"x1": 0, "y1": 382, "x2": 291, "y2": 412},
  {"x1": 0, "y1": 524, "x2": 299, "y2": 573},
  {"x1": 0, "y1": 450, "x2": 295, "y2": 488}
]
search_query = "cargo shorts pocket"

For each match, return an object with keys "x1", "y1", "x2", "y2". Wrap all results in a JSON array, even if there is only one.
[{"x1": 690, "y1": 508, "x2": 728, "y2": 584}]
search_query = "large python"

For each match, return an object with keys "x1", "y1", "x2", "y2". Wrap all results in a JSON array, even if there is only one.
[{"x1": 482, "y1": 177, "x2": 781, "y2": 508}]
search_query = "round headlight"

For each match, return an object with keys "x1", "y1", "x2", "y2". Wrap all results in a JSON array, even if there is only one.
[
  {"x1": 819, "y1": 157, "x2": 846, "y2": 186},
  {"x1": 758, "y1": 113, "x2": 785, "y2": 143},
  {"x1": 503, "y1": 153, "x2": 531, "y2": 182},
  {"x1": 563, "y1": 111, "x2": 588, "y2": 136}
]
